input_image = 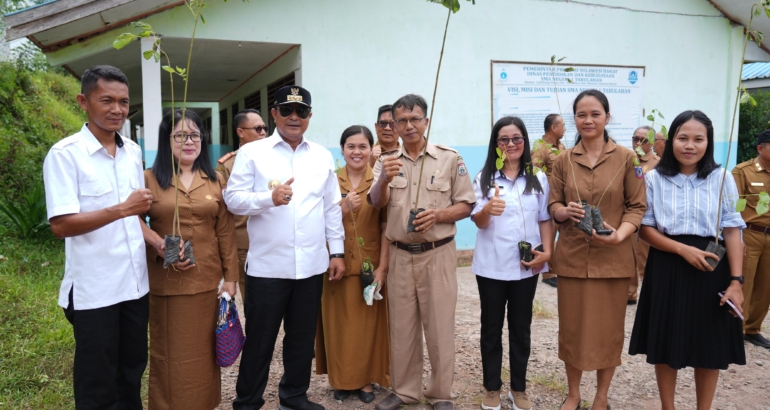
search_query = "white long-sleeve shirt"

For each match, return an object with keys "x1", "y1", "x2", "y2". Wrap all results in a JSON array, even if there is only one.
[{"x1": 224, "y1": 132, "x2": 344, "y2": 279}]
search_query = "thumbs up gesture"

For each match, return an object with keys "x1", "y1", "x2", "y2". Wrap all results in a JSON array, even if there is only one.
[
  {"x1": 272, "y1": 177, "x2": 295, "y2": 206},
  {"x1": 483, "y1": 184, "x2": 506, "y2": 216}
]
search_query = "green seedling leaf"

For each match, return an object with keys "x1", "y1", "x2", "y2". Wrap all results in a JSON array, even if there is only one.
[
  {"x1": 757, "y1": 199, "x2": 769, "y2": 216},
  {"x1": 759, "y1": 191, "x2": 770, "y2": 202},
  {"x1": 633, "y1": 156, "x2": 641, "y2": 166},
  {"x1": 564, "y1": 67, "x2": 574, "y2": 72},
  {"x1": 740, "y1": 89, "x2": 752, "y2": 105},
  {"x1": 358, "y1": 237, "x2": 365, "y2": 247},
  {"x1": 143, "y1": 50, "x2": 154, "y2": 60},
  {"x1": 162, "y1": 66, "x2": 175, "y2": 74},
  {"x1": 113, "y1": 33, "x2": 136, "y2": 50},
  {"x1": 660, "y1": 125, "x2": 669, "y2": 140},
  {"x1": 200, "y1": 13, "x2": 206, "y2": 24},
  {"x1": 646, "y1": 114, "x2": 655, "y2": 122},
  {"x1": 131, "y1": 21, "x2": 152, "y2": 30},
  {"x1": 736, "y1": 198, "x2": 748, "y2": 212},
  {"x1": 427, "y1": 0, "x2": 461, "y2": 13},
  {"x1": 551, "y1": 55, "x2": 556, "y2": 64},
  {"x1": 495, "y1": 158, "x2": 504, "y2": 170},
  {"x1": 154, "y1": 51, "x2": 160, "y2": 63},
  {"x1": 750, "y1": 93, "x2": 758, "y2": 107},
  {"x1": 657, "y1": 111, "x2": 665, "y2": 119},
  {"x1": 647, "y1": 129, "x2": 655, "y2": 145},
  {"x1": 635, "y1": 146, "x2": 646, "y2": 157},
  {"x1": 138, "y1": 31, "x2": 152, "y2": 38},
  {"x1": 558, "y1": 56, "x2": 566, "y2": 62},
  {"x1": 765, "y1": 6, "x2": 770, "y2": 19}
]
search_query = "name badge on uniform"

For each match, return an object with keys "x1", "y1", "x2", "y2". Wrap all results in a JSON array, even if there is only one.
[
  {"x1": 634, "y1": 166, "x2": 644, "y2": 179},
  {"x1": 751, "y1": 182, "x2": 765, "y2": 187}
]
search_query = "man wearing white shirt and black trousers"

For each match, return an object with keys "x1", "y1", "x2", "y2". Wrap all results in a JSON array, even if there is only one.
[
  {"x1": 225, "y1": 85, "x2": 345, "y2": 410},
  {"x1": 43, "y1": 66, "x2": 154, "y2": 409}
]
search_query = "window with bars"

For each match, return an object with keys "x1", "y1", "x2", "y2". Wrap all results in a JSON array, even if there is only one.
[
  {"x1": 203, "y1": 116, "x2": 212, "y2": 143},
  {"x1": 219, "y1": 109, "x2": 229, "y2": 145},
  {"x1": 244, "y1": 91, "x2": 260, "y2": 112},
  {"x1": 267, "y1": 72, "x2": 296, "y2": 133}
]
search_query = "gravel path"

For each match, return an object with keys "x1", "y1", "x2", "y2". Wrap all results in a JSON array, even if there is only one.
[{"x1": 217, "y1": 267, "x2": 770, "y2": 410}]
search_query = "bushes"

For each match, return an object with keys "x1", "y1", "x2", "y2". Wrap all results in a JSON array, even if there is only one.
[
  {"x1": 0, "y1": 62, "x2": 85, "y2": 237},
  {"x1": 738, "y1": 90, "x2": 770, "y2": 164}
]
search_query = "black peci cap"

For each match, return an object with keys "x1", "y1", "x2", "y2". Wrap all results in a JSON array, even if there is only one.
[
  {"x1": 274, "y1": 86, "x2": 311, "y2": 108},
  {"x1": 758, "y1": 129, "x2": 770, "y2": 145}
]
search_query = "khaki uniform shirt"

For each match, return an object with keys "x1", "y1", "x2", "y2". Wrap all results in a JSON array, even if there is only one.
[
  {"x1": 371, "y1": 141, "x2": 475, "y2": 243},
  {"x1": 531, "y1": 139, "x2": 566, "y2": 177},
  {"x1": 216, "y1": 150, "x2": 249, "y2": 250},
  {"x1": 732, "y1": 157, "x2": 770, "y2": 226},
  {"x1": 638, "y1": 150, "x2": 660, "y2": 174},
  {"x1": 144, "y1": 170, "x2": 239, "y2": 296},
  {"x1": 338, "y1": 165, "x2": 387, "y2": 276},
  {"x1": 548, "y1": 140, "x2": 647, "y2": 279}
]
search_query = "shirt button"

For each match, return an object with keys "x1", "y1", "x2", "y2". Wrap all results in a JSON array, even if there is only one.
[
  {"x1": 413, "y1": 182, "x2": 417, "y2": 185},
  {"x1": 187, "y1": 225, "x2": 192, "y2": 230},
  {"x1": 185, "y1": 193, "x2": 189, "y2": 197},
  {"x1": 187, "y1": 209, "x2": 192, "y2": 213}
]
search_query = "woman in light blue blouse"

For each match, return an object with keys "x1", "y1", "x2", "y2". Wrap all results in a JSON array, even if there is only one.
[{"x1": 629, "y1": 110, "x2": 746, "y2": 410}]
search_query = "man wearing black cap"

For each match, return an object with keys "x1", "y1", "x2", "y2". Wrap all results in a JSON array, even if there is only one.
[
  {"x1": 225, "y1": 85, "x2": 346, "y2": 409},
  {"x1": 732, "y1": 129, "x2": 770, "y2": 349}
]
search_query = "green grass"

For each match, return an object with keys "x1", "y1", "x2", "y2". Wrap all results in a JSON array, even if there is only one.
[{"x1": 0, "y1": 235, "x2": 150, "y2": 409}]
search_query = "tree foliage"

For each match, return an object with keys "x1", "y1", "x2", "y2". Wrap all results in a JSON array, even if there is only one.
[{"x1": 738, "y1": 89, "x2": 770, "y2": 164}]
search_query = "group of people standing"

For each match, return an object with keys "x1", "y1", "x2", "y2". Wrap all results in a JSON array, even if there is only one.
[{"x1": 42, "y1": 64, "x2": 768, "y2": 410}]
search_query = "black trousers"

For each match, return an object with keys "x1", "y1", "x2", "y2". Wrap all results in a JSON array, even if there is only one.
[
  {"x1": 63, "y1": 289, "x2": 149, "y2": 410},
  {"x1": 476, "y1": 274, "x2": 538, "y2": 392},
  {"x1": 233, "y1": 274, "x2": 324, "y2": 410}
]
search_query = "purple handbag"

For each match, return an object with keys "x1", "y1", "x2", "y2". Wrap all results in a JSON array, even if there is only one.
[{"x1": 215, "y1": 297, "x2": 245, "y2": 367}]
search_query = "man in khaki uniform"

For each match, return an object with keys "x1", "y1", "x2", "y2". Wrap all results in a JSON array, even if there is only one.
[
  {"x1": 370, "y1": 104, "x2": 401, "y2": 167},
  {"x1": 531, "y1": 114, "x2": 566, "y2": 288},
  {"x1": 369, "y1": 94, "x2": 474, "y2": 410},
  {"x1": 732, "y1": 129, "x2": 770, "y2": 349},
  {"x1": 216, "y1": 108, "x2": 269, "y2": 301},
  {"x1": 628, "y1": 126, "x2": 660, "y2": 304}
]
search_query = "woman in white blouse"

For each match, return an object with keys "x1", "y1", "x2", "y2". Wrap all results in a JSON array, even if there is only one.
[
  {"x1": 471, "y1": 116, "x2": 554, "y2": 410},
  {"x1": 629, "y1": 110, "x2": 746, "y2": 410}
]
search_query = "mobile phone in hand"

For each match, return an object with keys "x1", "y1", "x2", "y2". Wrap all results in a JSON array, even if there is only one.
[
  {"x1": 595, "y1": 229, "x2": 612, "y2": 236},
  {"x1": 718, "y1": 291, "x2": 744, "y2": 320}
]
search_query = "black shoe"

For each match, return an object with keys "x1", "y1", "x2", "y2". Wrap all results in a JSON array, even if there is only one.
[
  {"x1": 333, "y1": 390, "x2": 351, "y2": 401},
  {"x1": 627, "y1": 299, "x2": 637, "y2": 306},
  {"x1": 358, "y1": 389, "x2": 376, "y2": 403},
  {"x1": 541, "y1": 277, "x2": 558, "y2": 288},
  {"x1": 745, "y1": 333, "x2": 770, "y2": 348},
  {"x1": 279, "y1": 401, "x2": 325, "y2": 410}
]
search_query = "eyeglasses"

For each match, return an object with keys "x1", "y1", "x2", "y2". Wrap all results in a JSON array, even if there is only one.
[
  {"x1": 632, "y1": 137, "x2": 648, "y2": 144},
  {"x1": 376, "y1": 121, "x2": 393, "y2": 129},
  {"x1": 654, "y1": 138, "x2": 667, "y2": 142},
  {"x1": 277, "y1": 104, "x2": 311, "y2": 119},
  {"x1": 172, "y1": 133, "x2": 202, "y2": 143},
  {"x1": 497, "y1": 137, "x2": 525, "y2": 146},
  {"x1": 393, "y1": 117, "x2": 425, "y2": 128},
  {"x1": 241, "y1": 126, "x2": 270, "y2": 134}
]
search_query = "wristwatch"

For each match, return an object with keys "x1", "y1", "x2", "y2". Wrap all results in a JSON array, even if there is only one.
[
  {"x1": 730, "y1": 276, "x2": 744, "y2": 284},
  {"x1": 329, "y1": 253, "x2": 345, "y2": 259}
]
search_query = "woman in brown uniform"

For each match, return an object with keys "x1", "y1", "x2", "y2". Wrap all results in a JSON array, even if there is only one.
[
  {"x1": 548, "y1": 90, "x2": 646, "y2": 410},
  {"x1": 316, "y1": 125, "x2": 390, "y2": 403},
  {"x1": 143, "y1": 109, "x2": 239, "y2": 409}
]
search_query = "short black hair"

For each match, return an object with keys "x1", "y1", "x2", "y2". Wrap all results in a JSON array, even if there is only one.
[
  {"x1": 377, "y1": 104, "x2": 393, "y2": 121},
  {"x1": 544, "y1": 114, "x2": 561, "y2": 133},
  {"x1": 233, "y1": 108, "x2": 262, "y2": 134},
  {"x1": 339, "y1": 125, "x2": 374, "y2": 147},
  {"x1": 392, "y1": 94, "x2": 428, "y2": 118},
  {"x1": 81, "y1": 65, "x2": 129, "y2": 96},
  {"x1": 656, "y1": 110, "x2": 719, "y2": 179},
  {"x1": 151, "y1": 109, "x2": 217, "y2": 189}
]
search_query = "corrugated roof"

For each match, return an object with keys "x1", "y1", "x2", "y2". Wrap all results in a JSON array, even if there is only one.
[{"x1": 743, "y1": 62, "x2": 770, "y2": 80}]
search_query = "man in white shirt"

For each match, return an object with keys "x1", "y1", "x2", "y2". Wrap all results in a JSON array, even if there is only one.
[
  {"x1": 225, "y1": 85, "x2": 345, "y2": 410},
  {"x1": 43, "y1": 65, "x2": 154, "y2": 410}
]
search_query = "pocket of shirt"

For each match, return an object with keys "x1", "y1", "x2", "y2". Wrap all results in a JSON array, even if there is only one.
[
  {"x1": 388, "y1": 176, "x2": 408, "y2": 206},
  {"x1": 426, "y1": 177, "x2": 451, "y2": 208},
  {"x1": 79, "y1": 180, "x2": 114, "y2": 212}
]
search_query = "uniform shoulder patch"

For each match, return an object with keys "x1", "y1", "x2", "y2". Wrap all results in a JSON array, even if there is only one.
[
  {"x1": 435, "y1": 144, "x2": 458, "y2": 153},
  {"x1": 458, "y1": 155, "x2": 468, "y2": 176},
  {"x1": 217, "y1": 150, "x2": 236, "y2": 164}
]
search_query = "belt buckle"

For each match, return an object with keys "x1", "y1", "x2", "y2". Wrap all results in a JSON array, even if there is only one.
[{"x1": 407, "y1": 243, "x2": 423, "y2": 254}]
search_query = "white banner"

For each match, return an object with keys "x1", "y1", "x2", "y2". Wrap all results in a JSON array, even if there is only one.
[{"x1": 491, "y1": 62, "x2": 645, "y2": 149}]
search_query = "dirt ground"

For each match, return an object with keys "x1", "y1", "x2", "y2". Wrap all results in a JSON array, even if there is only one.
[{"x1": 217, "y1": 267, "x2": 770, "y2": 410}]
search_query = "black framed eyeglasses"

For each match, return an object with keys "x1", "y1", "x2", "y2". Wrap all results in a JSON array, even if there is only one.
[
  {"x1": 277, "y1": 104, "x2": 311, "y2": 119},
  {"x1": 241, "y1": 126, "x2": 270, "y2": 134},
  {"x1": 497, "y1": 137, "x2": 525, "y2": 146},
  {"x1": 632, "y1": 137, "x2": 648, "y2": 144},
  {"x1": 172, "y1": 133, "x2": 203, "y2": 143},
  {"x1": 377, "y1": 121, "x2": 393, "y2": 129}
]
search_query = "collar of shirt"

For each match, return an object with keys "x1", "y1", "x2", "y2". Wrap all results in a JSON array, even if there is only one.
[
  {"x1": 571, "y1": 139, "x2": 618, "y2": 169},
  {"x1": 665, "y1": 172, "x2": 708, "y2": 188},
  {"x1": 80, "y1": 123, "x2": 125, "y2": 155},
  {"x1": 338, "y1": 165, "x2": 374, "y2": 194},
  {"x1": 169, "y1": 169, "x2": 212, "y2": 193},
  {"x1": 394, "y1": 139, "x2": 438, "y2": 161},
  {"x1": 753, "y1": 157, "x2": 770, "y2": 173},
  {"x1": 639, "y1": 150, "x2": 658, "y2": 163},
  {"x1": 265, "y1": 130, "x2": 310, "y2": 152}
]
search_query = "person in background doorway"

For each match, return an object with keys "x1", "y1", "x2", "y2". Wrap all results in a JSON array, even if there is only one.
[
  {"x1": 370, "y1": 104, "x2": 401, "y2": 167},
  {"x1": 628, "y1": 126, "x2": 660, "y2": 305},
  {"x1": 732, "y1": 129, "x2": 770, "y2": 349},
  {"x1": 531, "y1": 113, "x2": 566, "y2": 288},
  {"x1": 216, "y1": 108, "x2": 269, "y2": 303}
]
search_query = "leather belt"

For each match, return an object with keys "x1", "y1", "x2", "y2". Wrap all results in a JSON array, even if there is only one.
[
  {"x1": 747, "y1": 224, "x2": 770, "y2": 234},
  {"x1": 394, "y1": 236, "x2": 454, "y2": 254}
]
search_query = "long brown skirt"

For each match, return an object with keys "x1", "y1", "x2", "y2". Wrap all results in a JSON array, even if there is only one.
[
  {"x1": 557, "y1": 277, "x2": 630, "y2": 371},
  {"x1": 316, "y1": 273, "x2": 391, "y2": 389},
  {"x1": 149, "y1": 290, "x2": 221, "y2": 410}
]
